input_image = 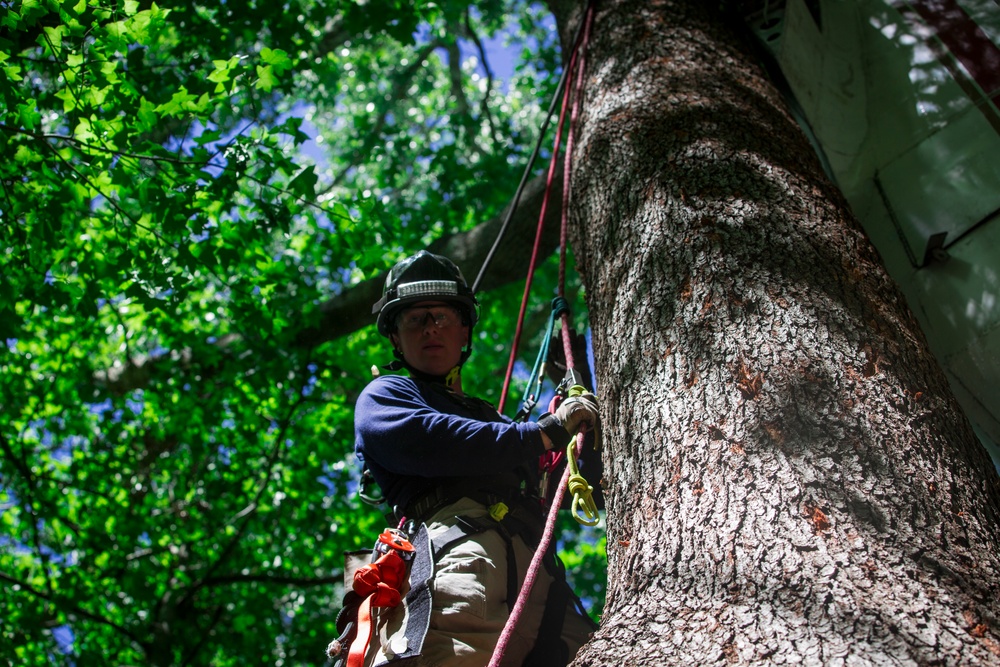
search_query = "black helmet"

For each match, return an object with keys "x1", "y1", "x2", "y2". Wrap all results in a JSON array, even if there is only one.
[{"x1": 372, "y1": 251, "x2": 479, "y2": 337}]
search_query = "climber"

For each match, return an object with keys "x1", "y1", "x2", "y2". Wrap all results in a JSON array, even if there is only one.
[{"x1": 352, "y1": 250, "x2": 599, "y2": 666}]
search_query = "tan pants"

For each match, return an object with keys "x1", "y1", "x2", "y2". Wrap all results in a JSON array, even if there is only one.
[{"x1": 368, "y1": 497, "x2": 594, "y2": 667}]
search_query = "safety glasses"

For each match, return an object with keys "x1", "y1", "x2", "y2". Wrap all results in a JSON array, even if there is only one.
[{"x1": 396, "y1": 306, "x2": 462, "y2": 332}]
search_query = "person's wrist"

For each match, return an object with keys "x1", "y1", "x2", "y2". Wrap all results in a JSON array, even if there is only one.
[
  {"x1": 539, "y1": 430, "x2": 554, "y2": 451},
  {"x1": 538, "y1": 413, "x2": 571, "y2": 450}
]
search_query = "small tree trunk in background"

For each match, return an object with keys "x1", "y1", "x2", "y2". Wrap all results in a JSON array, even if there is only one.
[{"x1": 549, "y1": 0, "x2": 1000, "y2": 663}]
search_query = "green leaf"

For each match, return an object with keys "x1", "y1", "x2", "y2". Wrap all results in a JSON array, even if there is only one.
[
  {"x1": 2, "y1": 63, "x2": 23, "y2": 82},
  {"x1": 330, "y1": 201, "x2": 354, "y2": 224},
  {"x1": 127, "y1": 10, "x2": 153, "y2": 41},
  {"x1": 72, "y1": 116, "x2": 96, "y2": 143},
  {"x1": 261, "y1": 47, "x2": 291, "y2": 75},
  {"x1": 85, "y1": 85, "x2": 110, "y2": 107},
  {"x1": 255, "y1": 64, "x2": 275, "y2": 92},
  {"x1": 17, "y1": 99, "x2": 41, "y2": 131},
  {"x1": 208, "y1": 68, "x2": 227, "y2": 82},
  {"x1": 54, "y1": 87, "x2": 76, "y2": 112},
  {"x1": 154, "y1": 87, "x2": 198, "y2": 117},
  {"x1": 99, "y1": 60, "x2": 120, "y2": 83},
  {"x1": 40, "y1": 25, "x2": 67, "y2": 53},
  {"x1": 104, "y1": 20, "x2": 128, "y2": 51},
  {"x1": 14, "y1": 144, "x2": 41, "y2": 165},
  {"x1": 288, "y1": 166, "x2": 318, "y2": 199},
  {"x1": 135, "y1": 97, "x2": 158, "y2": 132}
]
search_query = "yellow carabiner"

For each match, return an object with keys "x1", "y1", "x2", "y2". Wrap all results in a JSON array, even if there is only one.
[{"x1": 566, "y1": 433, "x2": 600, "y2": 526}]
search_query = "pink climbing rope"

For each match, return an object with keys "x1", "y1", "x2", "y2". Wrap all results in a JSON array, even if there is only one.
[
  {"x1": 488, "y1": 4, "x2": 596, "y2": 666},
  {"x1": 497, "y1": 43, "x2": 579, "y2": 415},
  {"x1": 557, "y1": 2, "x2": 594, "y2": 372}
]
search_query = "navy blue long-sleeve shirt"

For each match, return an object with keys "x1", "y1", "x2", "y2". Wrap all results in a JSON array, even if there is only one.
[{"x1": 354, "y1": 375, "x2": 547, "y2": 514}]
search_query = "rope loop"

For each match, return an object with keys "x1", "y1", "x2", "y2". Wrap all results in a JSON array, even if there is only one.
[
  {"x1": 566, "y1": 434, "x2": 600, "y2": 526},
  {"x1": 487, "y1": 4, "x2": 597, "y2": 666}
]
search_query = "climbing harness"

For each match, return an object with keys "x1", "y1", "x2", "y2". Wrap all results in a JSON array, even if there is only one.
[{"x1": 358, "y1": 467, "x2": 385, "y2": 507}]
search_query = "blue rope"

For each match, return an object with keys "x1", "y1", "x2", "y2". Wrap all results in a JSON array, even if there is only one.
[{"x1": 514, "y1": 298, "x2": 568, "y2": 422}]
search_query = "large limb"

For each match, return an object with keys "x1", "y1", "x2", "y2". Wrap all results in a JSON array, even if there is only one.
[
  {"x1": 294, "y1": 169, "x2": 563, "y2": 348},
  {"x1": 96, "y1": 170, "x2": 563, "y2": 394}
]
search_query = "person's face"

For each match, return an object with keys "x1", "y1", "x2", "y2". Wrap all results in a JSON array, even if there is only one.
[{"x1": 390, "y1": 301, "x2": 469, "y2": 376}]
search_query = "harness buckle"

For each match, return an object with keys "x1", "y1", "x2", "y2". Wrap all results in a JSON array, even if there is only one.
[{"x1": 488, "y1": 501, "x2": 510, "y2": 522}]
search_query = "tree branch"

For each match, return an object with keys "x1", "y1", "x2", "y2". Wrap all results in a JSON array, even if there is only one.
[
  {"x1": 322, "y1": 40, "x2": 442, "y2": 194},
  {"x1": 90, "y1": 168, "x2": 564, "y2": 393},
  {"x1": 313, "y1": 16, "x2": 351, "y2": 63},
  {"x1": 178, "y1": 353, "x2": 315, "y2": 607},
  {"x1": 294, "y1": 168, "x2": 564, "y2": 348},
  {"x1": 464, "y1": 10, "x2": 501, "y2": 145},
  {"x1": 0, "y1": 569, "x2": 145, "y2": 645},
  {"x1": 444, "y1": 33, "x2": 490, "y2": 162},
  {"x1": 0, "y1": 430, "x2": 57, "y2": 596},
  {"x1": 447, "y1": 40, "x2": 472, "y2": 120},
  {"x1": 0, "y1": 124, "x2": 218, "y2": 166},
  {"x1": 199, "y1": 572, "x2": 342, "y2": 588},
  {"x1": 180, "y1": 603, "x2": 225, "y2": 667}
]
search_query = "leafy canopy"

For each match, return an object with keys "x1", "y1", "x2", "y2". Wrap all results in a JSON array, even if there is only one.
[{"x1": 0, "y1": 0, "x2": 603, "y2": 664}]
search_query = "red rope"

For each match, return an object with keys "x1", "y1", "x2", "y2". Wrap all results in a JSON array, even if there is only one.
[
  {"x1": 487, "y1": 432, "x2": 585, "y2": 667},
  {"x1": 488, "y1": 6, "x2": 595, "y2": 666},
  {"x1": 497, "y1": 46, "x2": 580, "y2": 415}
]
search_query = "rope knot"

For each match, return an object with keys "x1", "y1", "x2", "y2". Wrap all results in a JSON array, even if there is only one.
[{"x1": 550, "y1": 296, "x2": 571, "y2": 318}]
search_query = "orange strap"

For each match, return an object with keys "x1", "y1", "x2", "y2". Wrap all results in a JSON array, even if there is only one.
[{"x1": 346, "y1": 550, "x2": 408, "y2": 667}]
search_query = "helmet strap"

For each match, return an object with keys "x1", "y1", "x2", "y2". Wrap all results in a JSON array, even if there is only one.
[{"x1": 444, "y1": 365, "x2": 462, "y2": 389}]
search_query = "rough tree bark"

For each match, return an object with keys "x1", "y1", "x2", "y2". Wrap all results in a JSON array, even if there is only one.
[{"x1": 549, "y1": 0, "x2": 1000, "y2": 664}]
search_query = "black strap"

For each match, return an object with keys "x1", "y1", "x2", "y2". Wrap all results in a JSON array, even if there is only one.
[
  {"x1": 391, "y1": 524, "x2": 434, "y2": 662},
  {"x1": 538, "y1": 413, "x2": 571, "y2": 449},
  {"x1": 400, "y1": 486, "x2": 536, "y2": 527}
]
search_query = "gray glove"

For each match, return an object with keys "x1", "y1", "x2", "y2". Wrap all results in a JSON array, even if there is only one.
[{"x1": 555, "y1": 392, "x2": 600, "y2": 436}]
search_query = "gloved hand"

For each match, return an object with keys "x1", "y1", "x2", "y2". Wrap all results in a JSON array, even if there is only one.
[{"x1": 555, "y1": 392, "x2": 600, "y2": 436}]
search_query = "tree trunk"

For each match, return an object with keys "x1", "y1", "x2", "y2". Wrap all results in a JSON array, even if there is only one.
[{"x1": 552, "y1": 0, "x2": 1000, "y2": 663}]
